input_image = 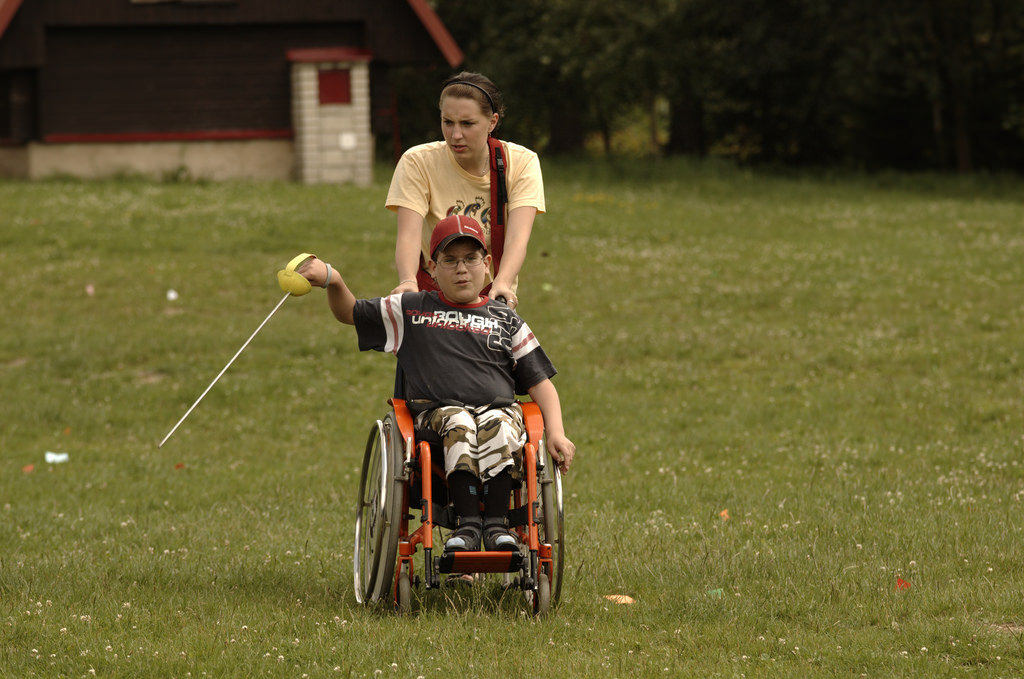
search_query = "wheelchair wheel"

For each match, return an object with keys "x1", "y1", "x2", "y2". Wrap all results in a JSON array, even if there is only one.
[
  {"x1": 537, "y1": 440, "x2": 566, "y2": 607},
  {"x1": 396, "y1": 568, "x2": 413, "y2": 614},
  {"x1": 533, "y1": 572, "x2": 551, "y2": 617},
  {"x1": 353, "y1": 412, "x2": 405, "y2": 605}
]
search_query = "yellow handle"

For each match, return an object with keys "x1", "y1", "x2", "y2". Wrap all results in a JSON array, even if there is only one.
[
  {"x1": 277, "y1": 252, "x2": 316, "y2": 296},
  {"x1": 286, "y1": 253, "x2": 316, "y2": 273}
]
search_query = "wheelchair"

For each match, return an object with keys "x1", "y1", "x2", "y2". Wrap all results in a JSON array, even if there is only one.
[{"x1": 353, "y1": 397, "x2": 565, "y2": 615}]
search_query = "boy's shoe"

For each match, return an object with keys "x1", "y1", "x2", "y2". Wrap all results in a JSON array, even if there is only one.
[
  {"x1": 482, "y1": 517, "x2": 518, "y2": 552},
  {"x1": 444, "y1": 516, "x2": 482, "y2": 552}
]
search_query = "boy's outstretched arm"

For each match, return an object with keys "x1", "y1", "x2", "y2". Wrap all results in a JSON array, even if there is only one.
[
  {"x1": 298, "y1": 258, "x2": 357, "y2": 325},
  {"x1": 526, "y1": 378, "x2": 576, "y2": 474}
]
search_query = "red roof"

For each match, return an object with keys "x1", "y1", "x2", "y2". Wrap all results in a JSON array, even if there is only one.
[
  {"x1": 406, "y1": 0, "x2": 463, "y2": 67},
  {"x1": 0, "y1": 0, "x2": 23, "y2": 38}
]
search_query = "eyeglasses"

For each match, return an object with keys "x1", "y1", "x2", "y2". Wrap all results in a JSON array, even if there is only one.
[{"x1": 437, "y1": 253, "x2": 486, "y2": 270}]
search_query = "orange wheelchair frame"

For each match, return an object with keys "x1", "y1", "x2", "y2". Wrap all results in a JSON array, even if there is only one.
[{"x1": 353, "y1": 398, "x2": 564, "y2": 615}]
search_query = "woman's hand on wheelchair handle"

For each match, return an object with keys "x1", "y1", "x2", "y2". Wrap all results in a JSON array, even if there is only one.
[
  {"x1": 391, "y1": 279, "x2": 419, "y2": 296},
  {"x1": 489, "y1": 283, "x2": 517, "y2": 309}
]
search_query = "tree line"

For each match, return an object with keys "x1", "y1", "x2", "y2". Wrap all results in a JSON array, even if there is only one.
[{"x1": 398, "y1": 0, "x2": 1024, "y2": 173}]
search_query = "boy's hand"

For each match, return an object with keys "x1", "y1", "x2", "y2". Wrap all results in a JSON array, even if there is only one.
[
  {"x1": 296, "y1": 257, "x2": 332, "y2": 288},
  {"x1": 547, "y1": 434, "x2": 576, "y2": 474}
]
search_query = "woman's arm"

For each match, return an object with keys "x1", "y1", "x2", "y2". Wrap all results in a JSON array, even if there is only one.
[
  {"x1": 393, "y1": 206, "x2": 424, "y2": 294},
  {"x1": 489, "y1": 205, "x2": 536, "y2": 306}
]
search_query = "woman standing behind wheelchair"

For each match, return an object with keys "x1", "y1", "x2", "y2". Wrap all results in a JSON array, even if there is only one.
[{"x1": 385, "y1": 71, "x2": 545, "y2": 311}]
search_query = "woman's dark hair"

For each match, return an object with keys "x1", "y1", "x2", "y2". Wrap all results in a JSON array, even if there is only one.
[{"x1": 439, "y1": 72, "x2": 505, "y2": 130}]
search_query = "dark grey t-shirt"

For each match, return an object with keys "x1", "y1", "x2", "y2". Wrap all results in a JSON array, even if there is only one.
[{"x1": 353, "y1": 291, "x2": 556, "y2": 406}]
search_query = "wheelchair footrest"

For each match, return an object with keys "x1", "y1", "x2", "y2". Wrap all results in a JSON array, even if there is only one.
[{"x1": 438, "y1": 550, "x2": 526, "y2": 574}]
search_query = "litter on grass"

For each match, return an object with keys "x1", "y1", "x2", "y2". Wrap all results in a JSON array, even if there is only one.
[
  {"x1": 604, "y1": 594, "x2": 635, "y2": 605},
  {"x1": 45, "y1": 451, "x2": 70, "y2": 464}
]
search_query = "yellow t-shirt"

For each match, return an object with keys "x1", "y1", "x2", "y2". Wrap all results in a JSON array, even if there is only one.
[{"x1": 385, "y1": 140, "x2": 545, "y2": 282}]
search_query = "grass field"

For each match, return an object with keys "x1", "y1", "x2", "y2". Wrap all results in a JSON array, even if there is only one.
[{"x1": 2, "y1": 160, "x2": 1024, "y2": 677}]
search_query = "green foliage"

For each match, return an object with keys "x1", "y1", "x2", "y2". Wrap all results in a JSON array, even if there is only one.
[
  {"x1": 2, "y1": 166, "x2": 1024, "y2": 676},
  {"x1": 429, "y1": 0, "x2": 1024, "y2": 171}
]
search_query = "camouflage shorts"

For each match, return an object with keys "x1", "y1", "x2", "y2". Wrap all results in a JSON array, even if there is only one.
[{"x1": 414, "y1": 403, "x2": 526, "y2": 482}]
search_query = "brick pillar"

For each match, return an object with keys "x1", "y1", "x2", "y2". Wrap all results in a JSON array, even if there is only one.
[{"x1": 288, "y1": 48, "x2": 373, "y2": 186}]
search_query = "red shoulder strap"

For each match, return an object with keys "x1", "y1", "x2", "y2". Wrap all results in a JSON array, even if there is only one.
[{"x1": 488, "y1": 137, "x2": 508, "y2": 275}]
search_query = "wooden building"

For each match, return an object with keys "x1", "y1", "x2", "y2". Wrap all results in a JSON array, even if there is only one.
[{"x1": 0, "y1": 0, "x2": 461, "y2": 183}]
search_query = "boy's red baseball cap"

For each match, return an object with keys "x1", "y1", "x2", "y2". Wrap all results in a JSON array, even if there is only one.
[{"x1": 430, "y1": 215, "x2": 487, "y2": 259}]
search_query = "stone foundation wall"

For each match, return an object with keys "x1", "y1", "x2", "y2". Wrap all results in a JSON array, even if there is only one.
[{"x1": 0, "y1": 139, "x2": 294, "y2": 181}]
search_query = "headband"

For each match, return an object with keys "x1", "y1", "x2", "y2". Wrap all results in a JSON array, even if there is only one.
[{"x1": 446, "y1": 80, "x2": 497, "y2": 115}]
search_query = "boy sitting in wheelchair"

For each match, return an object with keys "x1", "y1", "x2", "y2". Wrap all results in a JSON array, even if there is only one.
[{"x1": 296, "y1": 214, "x2": 575, "y2": 554}]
